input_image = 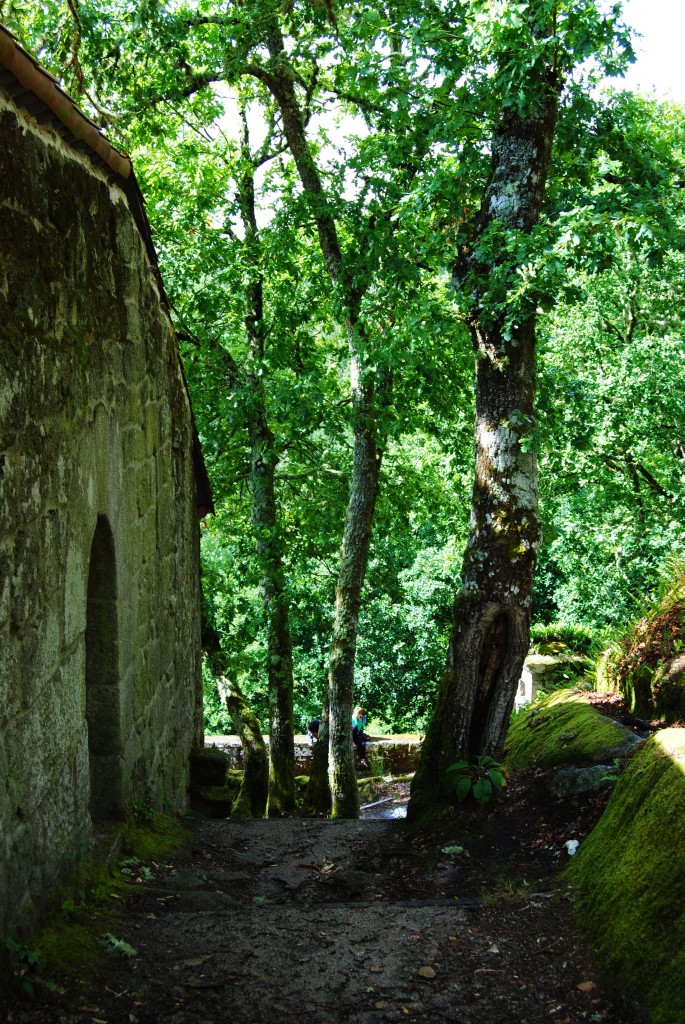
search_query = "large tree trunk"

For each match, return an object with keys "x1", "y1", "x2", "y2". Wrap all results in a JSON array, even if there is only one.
[
  {"x1": 240, "y1": 112, "x2": 296, "y2": 816},
  {"x1": 409, "y1": 82, "x2": 561, "y2": 819}
]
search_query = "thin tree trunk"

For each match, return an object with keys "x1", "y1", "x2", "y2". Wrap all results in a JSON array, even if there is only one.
[
  {"x1": 256, "y1": 23, "x2": 386, "y2": 817},
  {"x1": 409, "y1": 78, "x2": 561, "y2": 819},
  {"x1": 247, "y1": 407, "x2": 296, "y2": 816},
  {"x1": 304, "y1": 689, "x2": 331, "y2": 813},
  {"x1": 218, "y1": 678, "x2": 269, "y2": 819},
  {"x1": 239, "y1": 109, "x2": 296, "y2": 816},
  {"x1": 328, "y1": 362, "x2": 386, "y2": 817}
]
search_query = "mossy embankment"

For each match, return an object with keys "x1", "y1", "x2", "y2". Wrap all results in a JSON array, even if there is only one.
[
  {"x1": 505, "y1": 689, "x2": 635, "y2": 772},
  {"x1": 506, "y1": 687, "x2": 685, "y2": 1021},
  {"x1": 566, "y1": 730, "x2": 685, "y2": 1024}
]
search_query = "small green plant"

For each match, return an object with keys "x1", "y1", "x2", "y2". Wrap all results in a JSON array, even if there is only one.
[
  {"x1": 441, "y1": 844, "x2": 470, "y2": 857},
  {"x1": 530, "y1": 621, "x2": 595, "y2": 655},
  {"x1": 367, "y1": 747, "x2": 386, "y2": 780},
  {"x1": 442, "y1": 756, "x2": 507, "y2": 804},
  {"x1": 130, "y1": 802, "x2": 156, "y2": 827},
  {"x1": 2, "y1": 938, "x2": 56, "y2": 998},
  {"x1": 99, "y1": 933, "x2": 137, "y2": 958},
  {"x1": 119, "y1": 857, "x2": 154, "y2": 882},
  {"x1": 601, "y1": 757, "x2": 622, "y2": 783}
]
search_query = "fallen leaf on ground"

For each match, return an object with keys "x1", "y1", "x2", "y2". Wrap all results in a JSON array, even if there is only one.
[
  {"x1": 418, "y1": 966, "x2": 436, "y2": 979},
  {"x1": 577, "y1": 981, "x2": 597, "y2": 993},
  {"x1": 186, "y1": 977, "x2": 226, "y2": 989}
]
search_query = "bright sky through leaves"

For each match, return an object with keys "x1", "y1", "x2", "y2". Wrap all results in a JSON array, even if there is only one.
[{"x1": 619, "y1": 0, "x2": 685, "y2": 101}]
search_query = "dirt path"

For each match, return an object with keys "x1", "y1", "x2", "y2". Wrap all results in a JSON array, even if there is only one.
[{"x1": 5, "y1": 780, "x2": 642, "y2": 1024}]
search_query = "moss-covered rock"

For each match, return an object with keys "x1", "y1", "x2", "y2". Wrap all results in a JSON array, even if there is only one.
[
  {"x1": 505, "y1": 690, "x2": 637, "y2": 772},
  {"x1": 566, "y1": 730, "x2": 685, "y2": 1024},
  {"x1": 189, "y1": 747, "x2": 229, "y2": 788},
  {"x1": 120, "y1": 810, "x2": 191, "y2": 862}
]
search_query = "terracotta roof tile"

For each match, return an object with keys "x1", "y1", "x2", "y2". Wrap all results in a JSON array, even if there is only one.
[{"x1": 0, "y1": 23, "x2": 132, "y2": 179}]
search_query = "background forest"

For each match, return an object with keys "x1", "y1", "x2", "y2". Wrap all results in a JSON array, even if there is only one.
[{"x1": 4, "y1": 0, "x2": 685, "y2": 740}]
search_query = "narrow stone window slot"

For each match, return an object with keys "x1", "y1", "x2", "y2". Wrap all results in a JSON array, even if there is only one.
[{"x1": 85, "y1": 515, "x2": 123, "y2": 820}]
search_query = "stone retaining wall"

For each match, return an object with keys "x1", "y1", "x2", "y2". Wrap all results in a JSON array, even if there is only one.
[{"x1": 206, "y1": 736, "x2": 423, "y2": 776}]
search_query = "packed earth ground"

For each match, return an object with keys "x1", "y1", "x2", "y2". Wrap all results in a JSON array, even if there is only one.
[{"x1": 3, "y1": 725, "x2": 647, "y2": 1024}]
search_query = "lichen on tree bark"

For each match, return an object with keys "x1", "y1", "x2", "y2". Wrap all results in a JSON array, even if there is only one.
[
  {"x1": 409, "y1": 65, "x2": 562, "y2": 820},
  {"x1": 239, "y1": 106, "x2": 296, "y2": 817},
  {"x1": 255, "y1": 19, "x2": 387, "y2": 818}
]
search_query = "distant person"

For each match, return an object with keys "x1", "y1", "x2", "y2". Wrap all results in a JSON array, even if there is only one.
[
  {"x1": 352, "y1": 706, "x2": 368, "y2": 767},
  {"x1": 306, "y1": 718, "x2": 321, "y2": 745}
]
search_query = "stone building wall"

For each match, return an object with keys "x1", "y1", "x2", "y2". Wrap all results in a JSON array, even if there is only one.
[{"x1": 0, "y1": 92, "x2": 203, "y2": 937}]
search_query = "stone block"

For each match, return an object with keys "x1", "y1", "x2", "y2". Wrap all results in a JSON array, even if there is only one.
[
  {"x1": 0, "y1": 542, "x2": 12, "y2": 627},
  {"x1": 190, "y1": 746, "x2": 229, "y2": 788},
  {"x1": 10, "y1": 524, "x2": 44, "y2": 630},
  {"x1": 18, "y1": 614, "x2": 61, "y2": 714},
  {"x1": 123, "y1": 424, "x2": 147, "y2": 466},
  {"x1": 63, "y1": 540, "x2": 86, "y2": 648},
  {"x1": 135, "y1": 461, "x2": 154, "y2": 519}
]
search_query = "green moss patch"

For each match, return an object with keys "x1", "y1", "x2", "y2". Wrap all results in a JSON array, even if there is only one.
[
  {"x1": 28, "y1": 812, "x2": 192, "y2": 987},
  {"x1": 121, "y1": 809, "x2": 192, "y2": 862},
  {"x1": 566, "y1": 730, "x2": 685, "y2": 1024},
  {"x1": 505, "y1": 689, "x2": 632, "y2": 772},
  {"x1": 35, "y1": 914, "x2": 109, "y2": 978}
]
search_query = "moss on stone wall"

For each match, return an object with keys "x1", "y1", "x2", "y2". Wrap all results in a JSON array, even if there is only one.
[
  {"x1": 0, "y1": 93, "x2": 202, "y2": 938},
  {"x1": 566, "y1": 730, "x2": 685, "y2": 1024},
  {"x1": 505, "y1": 690, "x2": 632, "y2": 772}
]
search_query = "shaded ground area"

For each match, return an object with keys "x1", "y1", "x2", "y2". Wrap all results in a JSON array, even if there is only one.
[{"x1": 5, "y1": 766, "x2": 644, "y2": 1024}]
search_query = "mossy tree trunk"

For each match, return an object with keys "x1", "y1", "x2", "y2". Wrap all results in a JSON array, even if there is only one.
[
  {"x1": 252, "y1": 21, "x2": 388, "y2": 818},
  {"x1": 239, "y1": 108, "x2": 296, "y2": 817},
  {"x1": 327, "y1": 361, "x2": 385, "y2": 818},
  {"x1": 304, "y1": 689, "x2": 332, "y2": 814},
  {"x1": 409, "y1": 73, "x2": 561, "y2": 819},
  {"x1": 218, "y1": 678, "x2": 268, "y2": 818}
]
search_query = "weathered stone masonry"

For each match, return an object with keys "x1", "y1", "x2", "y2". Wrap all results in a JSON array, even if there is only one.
[{"x1": 0, "y1": 42, "x2": 209, "y2": 938}]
